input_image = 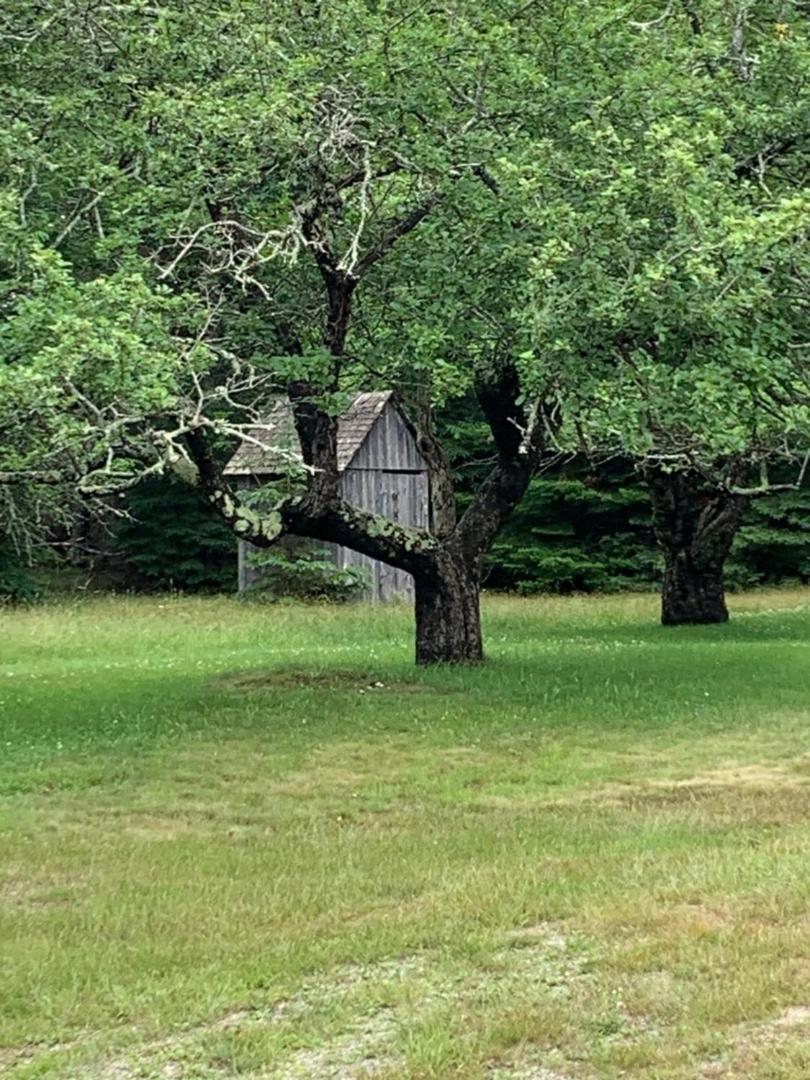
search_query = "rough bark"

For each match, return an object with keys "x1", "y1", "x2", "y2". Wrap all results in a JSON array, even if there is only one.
[
  {"x1": 414, "y1": 548, "x2": 483, "y2": 665},
  {"x1": 408, "y1": 365, "x2": 543, "y2": 663},
  {"x1": 409, "y1": 396, "x2": 457, "y2": 538},
  {"x1": 456, "y1": 363, "x2": 544, "y2": 559},
  {"x1": 660, "y1": 548, "x2": 730, "y2": 625},
  {"x1": 646, "y1": 469, "x2": 747, "y2": 626}
]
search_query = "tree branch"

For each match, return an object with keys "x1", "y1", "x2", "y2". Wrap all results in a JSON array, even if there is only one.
[
  {"x1": 0, "y1": 470, "x2": 67, "y2": 485},
  {"x1": 184, "y1": 427, "x2": 439, "y2": 576},
  {"x1": 456, "y1": 362, "x2": 545, "y2": 557},
  {"x1": 404, "y1": 393, "x2": 457, "y2": 538},
  {"x1": 725, "y1": 452, "x2": 810, "y2": 497},
  {"x1": 354, "y1": 189, "x2": 445, "y2": 277}
]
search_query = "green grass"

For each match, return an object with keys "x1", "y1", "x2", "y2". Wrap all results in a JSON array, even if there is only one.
[{"x1": 2, "y1": 588, "x2": 810, "y2": 1079}]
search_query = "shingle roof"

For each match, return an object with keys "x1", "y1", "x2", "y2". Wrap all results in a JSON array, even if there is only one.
[{"x1": 223, "y1": 391, "x2": 393, "y2": 477}]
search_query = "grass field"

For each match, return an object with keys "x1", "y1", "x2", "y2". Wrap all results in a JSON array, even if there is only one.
[{"x1": 2, "y1": 588, "x2": 810, "y2": 1079}]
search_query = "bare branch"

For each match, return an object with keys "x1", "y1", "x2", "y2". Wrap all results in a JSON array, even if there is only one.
[
  {"x1": 630, "y1": 4, "x2": 674, "y2": 31},
  {"x1": 726, "y1": 451, "x2": 810, "y2": 497},
  {"x1": 730, "y1": 7, "x2": 753, "y2": 83},
  {"x1": 355, "y1": 189, "x2": 445, "y2": 277}
]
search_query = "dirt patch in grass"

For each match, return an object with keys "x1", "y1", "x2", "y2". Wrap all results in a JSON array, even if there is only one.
[
  {"x1": 216, "y1": 668, "x2": 436, "y2": 694},
  {"x1": 504, "y1": 922, "x2": 569, "y2": 948},
  {"x1": 488, "y1": 1063, "x2": 578, "y2": 1079},
  {"x1": 0, "y1": 1040, "x2": 80, "y2": 1074},
  {"x1": 61, "y1": 936, "x2": 593, "y2": 1079},
  {"x1": 699, "y1": 1003, "x2": 810, "y2": 1077},
  {"x1": 68, "y1": 955, "x2": 430, "y2": 1079},
  {"x1": 268, "y1": 1005, "x2": 401, "y2": 1079}
]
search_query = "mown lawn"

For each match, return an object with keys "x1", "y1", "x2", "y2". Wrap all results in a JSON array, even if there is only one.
[{"x1": 1, "y1": 589, "x2": 810, "y2": 1079}]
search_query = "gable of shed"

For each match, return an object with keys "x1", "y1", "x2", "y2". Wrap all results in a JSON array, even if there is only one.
[
  {"x1": 335, "y1": 391, "x2": 393, "y2": 470},
  {"x1": 223, "y1": 391, "x2": 425, "y2": 477},
  {"x1": 222, "y1": 399, "x2": 301, "y2": 477},
  {"x1": 347, "y1": 399, "x2": 425, "y2": 472}
]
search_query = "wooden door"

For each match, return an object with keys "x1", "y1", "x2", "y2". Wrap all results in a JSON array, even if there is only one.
[{"x1": 338, "y1": 469, "x2": 429, "y2": 602}]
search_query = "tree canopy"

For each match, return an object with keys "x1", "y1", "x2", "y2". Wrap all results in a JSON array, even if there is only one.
[
  {"x1": 1, "y1": 0, "x2": 809, "y2": 649},
  {"x1": 510, "y1": 2, "x2": 810, "y2": 480}
]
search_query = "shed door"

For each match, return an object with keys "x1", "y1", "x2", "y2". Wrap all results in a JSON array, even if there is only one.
[
  {"x1": 376, "y1": 470, "x2": 429, "y2": 601},
  {"x1": 339, "y1": 469, "x2": 429, "y2": 602}
]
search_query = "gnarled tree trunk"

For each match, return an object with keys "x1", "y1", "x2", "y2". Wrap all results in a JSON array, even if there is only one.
[
  {"x1": 414, "y1": 549, "x2": 482, "y2": 665},
  {"x1": 661, "y1": 548, "x2": 730, "y2": 625},
  {"x1": 646, "y1": 469, "x2": 747, "y2": 625}
]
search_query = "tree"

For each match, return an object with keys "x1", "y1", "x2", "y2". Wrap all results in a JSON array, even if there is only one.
[
  {"x1": 115, "y1": 476, "x2": 236, "y2": 592},
  {"x1": 514, "y1": 1, "x2": 810, "y2": 623},
  {"x1": 0, "y1": 0, "x2": 560, "y2": 662},
  {"x1": 644, "y1": 468, "x2": 748, "y2": 624}
]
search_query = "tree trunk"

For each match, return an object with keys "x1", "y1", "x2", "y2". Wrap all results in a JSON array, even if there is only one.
[
  {"x1": 647, "y1": 469, "x2": 747, "y2": 626},
  {"x1": 414, "y1": 552, "x2": 483, "y2": 665},
  {"x1": 660, "y1": 549, "x2": 730, "y2": 625}
]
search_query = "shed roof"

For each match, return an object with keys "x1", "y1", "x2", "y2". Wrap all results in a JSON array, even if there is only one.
[{"x1": 223, "y1": 391, "x2": 396, "y2": 477}]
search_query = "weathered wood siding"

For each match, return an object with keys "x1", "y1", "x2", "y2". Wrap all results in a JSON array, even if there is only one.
[
  {"x1": 235, "y1": 477, "x2": 311, "y2": 592},
  {"x1": 349, "y1": 402, "x2": 424, "y2": 471},
  {"x1": 236, "y1": 477, "x2": 263, "y2": 592},
  {"x1": 236, "y1": 400, "x2": 429, "y2": 602},
  {"x1": 338, "y1": 467, "x2": 429, "y2": 601}
]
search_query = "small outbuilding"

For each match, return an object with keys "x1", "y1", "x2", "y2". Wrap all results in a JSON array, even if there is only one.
[{"x1": 223, "y1": 391, "x2": 429, "y2": 602}]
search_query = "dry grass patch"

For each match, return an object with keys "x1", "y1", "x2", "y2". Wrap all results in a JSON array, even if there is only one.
[
  {"x1": 581, "y1": 763, "x2": 810, "y2": 829},
  {"x1": 39, "y1": 935, "x2": 595, "y2": 1079},
  {"x1": 216, "y1": 668, "x2": 437, "y2": 694},
  {"x1": 0, "y1": 869, "x2": 87, "y2": 911}
]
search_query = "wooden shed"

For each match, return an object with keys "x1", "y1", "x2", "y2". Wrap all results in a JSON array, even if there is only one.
[{"x1": 223, "y1": 391, "x2": 429, "y2": 602}]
